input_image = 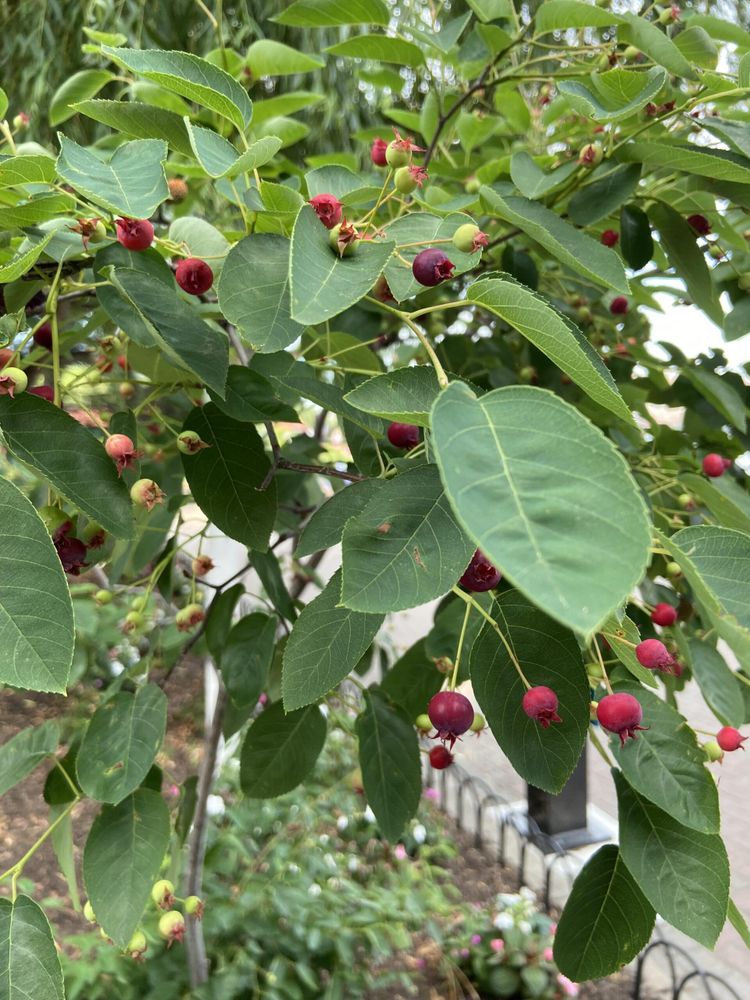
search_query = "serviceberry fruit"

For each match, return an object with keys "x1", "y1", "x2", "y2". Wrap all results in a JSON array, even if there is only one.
[
  {"x1": 429, "y1": 745, "x2": 454, "y2": 769},
  {"x1": 636, "y1": 638, "x2": 678, "y2": 674},
  {"x1": 704, "y1": 740, "x2": 724, "y2": 763},
  {"x1": 415, "y1": 713, "x2": 432, "y2": 732},
  {"x1": 394, "y1": 164, "x2": 427, "y2": 194},
  {"x1": 459, "y1": 550, "x2": 501, "y2": 592},
  {"x1": 176, "y1": 603, "x2": 205, "y2": 632},
  {"x1": 309, "y1": 193, "x2": 343, "y2": 230},
  {"x1": 470, "y1": 712, "x2": 486, "y2": 733},
  {"x1": 0, "y1": 367, "x2": 27, "y2": 397},
  {"x1": 385, "y1": 130, "x2": 424, "y2": 168},
  {"x1": 600, "y1": 229, "x2": 619, "y2": 247},
  {"x1": 105, "y1": 433, "x2": 139, "y2": 475},
  {"x1": 158, "y1": 911, "x2": 185, "y2": 947},
  {"x1": 651, "y1": 603, "x2": 678, "y2": 627},
  {"x1": 185, "y1": 895, "x2": 205, "y2": 920},
  {"x1": 371, "y1": 137, "x2": 388, "y2": 167},
  {"x1": 717, "y1": 727, "x2": 747, "y2": 752},
  {"x1": 702, "y1": 453, "x2": 727, "y2": 478},
  {"x1": 115, "y1": 217, "x2": 154, "y2": 251},
  {"x1": 130, "y1": 478, "x2": 166, "y2": 510},
  {"x1": 596, "y1": 692, "x2": 647, "y2": 746},
  {"x1": 94, "y1": 589, "x2": 113, "y2": 605},
  {"x1": 610, "y1": 296, "x2": 629, "y2": 315},
  {"x1": 168, "y1": 178, "x2": 189, "y2": 201},
  {"x1": 0, "y1": 348, "x2": 13, "y2": 367},
  {"x1": 329, "y1": 220, "x2": 359, "y2": 257},
  {"x1": 412, "y1": 248, "x2": 455, "y2": 286},
  {"x1": 151, "y1": 879, "x2": 175, "y2": 910},
  {"x1": 192, "y1": 554, "x2": 214, "y2": 577},
  {"x1": 659, "y1": 4, "x2": 680, "y2": 24},
  {"x1": 522, "y1": 686, "x2": 562, "y2": 728},
  {"x1": 427, "y1": 690, "x2": 475, "y2": 748},
  {"x1": 687, "y1": 213, "x2": 710, "y2": 235},
  {"x1": 579, "y1": 142, "x2": 603, "y2": 167},
  {"x1": 83, "y1": 901, "x2": 96, "y2": 923},
  {"x1": 175, "y1": 258, "x2": 213, "y2": 296},
  {"x1": 177, "y1": 430, "x2": 210, "y2": 454},
  {"x1": 452, "y1": 223, "x2": 489, "y2": 253},
  {"x1": 387, "y1": 422, "x2": 420, "y2": 450},
  {"x1": 126, "y1": 930, "x2": 147, "y2": 960},
  {"x1": 122, "y1": 610, "x2": 145, "y2": 634},
  {"x1": 53, "y1": 525, "x2": 88, "y2": 576},
  {"x1": 34, "y1": 322, "x2": 53, "y2": 350}
]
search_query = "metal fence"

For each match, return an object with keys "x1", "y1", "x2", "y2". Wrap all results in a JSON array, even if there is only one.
[{"x1": 425, "y1": 759, "x2": 745, "y2": 1000}]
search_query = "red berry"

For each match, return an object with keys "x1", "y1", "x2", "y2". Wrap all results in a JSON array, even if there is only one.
[
  {"x1": 34, "y1": 322, "x2": 53, "y2": 350},
  {"x1": 115, "y1": 217, "x2": 154, "y2": 251},
  {"x1": 29, "y1": 385, "x2": 54, "y2": 402},
  {"x1": 412, "y1": 248, "x2": 455, "y2": 287},
  {"x1": 0, "y1": 348, "x2": 13, "y2": 368},
  {"x1": 716, "y1": 727, "x2": 747, "y2": 752},
  {"x1": 387, "y1": 422, "x2": 420, "y2": 450},
  {"x1": 175, "y1": 258, "x2": 213, "y2": 296},
  {"x1": 371, "y1": 138, "x2": 388, "y2": 167},
  {"x1": 459, "y1": 549, "x2": 501, "y2": 592},
  {"x1": 309, "y1": 193, "x2": 343, "y2": 230},
  {"x1": 651, "y1": 603, "x2": 678, "y2": 627},
  {"x1": 702, "y1": 453, "x2": 726, "y2": 478},
  {"x1": 636, "y1": 638, "x2": 677, "y2": 673},
  {"x1": 597, "y1": 693, "x2": 647, "y2": 746},
  {"x1": 610, "y1": 296, "x2": 629, "y2": 315},
  {"x1": 53, "y1": 524, "x2": 88, "y2": 576},
  {"x1": 687, "y1": 214, "x2": 711, "y2": 236},
  {"x1": 522, "y1": 686, "x2": 562, "y2": 729},
  {"x1": 105, "y1": 433, "x2": 138, "y2": 475},
  {"x1": 601, "y1": 230, "x2": 619, "y2": 247},
  {"x1": 427, "y1": 691, "x2": 475, "y2": 748},
  {"x1": 429, "y1": 745, "x2": 454, "y2": 769}
]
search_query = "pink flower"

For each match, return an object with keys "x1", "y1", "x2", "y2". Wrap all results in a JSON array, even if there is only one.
[
  {"x1": 543, "y1": 947, "x2": 554, "y2": 961},
  {"x1": 394, "y1": 844, "x2": 408, "y2": 861},
  {"x1": 423, "y1": 787, "x2": 440, "y2": 801},
  {"x1": 490, "y1": 938, "x2": 504, "y2": 953},
  {"x1": 557, "y1": 974, "x2": 579, "y2": 997},
  {"x1": 470, "y1": 934, "x2": 482, "y2": 945}
]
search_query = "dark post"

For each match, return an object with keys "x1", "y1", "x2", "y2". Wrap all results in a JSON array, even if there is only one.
[{"x1": 526, "y1": 750, "x2": 609, "y2": 851}]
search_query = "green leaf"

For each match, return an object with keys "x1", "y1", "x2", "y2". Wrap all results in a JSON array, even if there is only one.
[
  {"x1": 0, "y1": 233, "x2": 55, "y2": 283},
  {"x1": 107, "y1": 268, "x2": 229, "y2": 395},
  {"x1": 568, "y1": 163, "x2": 641, "y2": 227},
  {"x1": 380, "y1": 639, "x2": 443, "y2": 720},
  {"x1": 467, "y1": 273, "x2": 632, "y2": 422},
  {"x1": 72, "y1": 99, "x2": 193, "y2": 156},
  {"x1": 0, "y1": 194, "x2": 74, "y2": 231},
  {"x1": 698, "y1": 117, "x2": 750, "y2": 160},
  {"x1": 240, "y1": 701, "x2": 326, "y2": 798},
  {"x1": 554, "y1": 846, "x2": 655, "y2": 981},
  {"x1": 680, "y1": 472, "x2": 750, "y2": 535},
  {"x1": 688, "y1": 639, "x2": 745, "y2": 728},
  {"x1": 221, "y1": 613, "x2": 277, "y2": 708},
  {"x1": 207, "y1": 366, "x2": 298, "y2": 423},
  {"x1": 559, "y1": 67, "x2": 667, "y2": 122},
  {"x1": 470, "y1": 590, "x2": 589, "y2": 794},
  {"x1": 0, "y1": 721, "x2": 59, "y2": 797},
  {"x1": 431, "y1": 383, "x2": 651, "y2": 636},
  {"x1": 184, "y1": 119, "x2": 238, "y2": 176},
  {"x1": 217, "y1": 234, "x2": 304, "y2": 353},
  {"x1": 168, "y1": 216, "x2": 230, "y2": 276},
  {"x1": 306, "y1": 164, "x2": 373, "y2": 201},
  {"x1": 618, "y1": 12, "x2": 697, "y2": 79},
  {"x1": 325, "y1": 35, "x2": 425, "y2": 67},
  {"x1": 480, "y1": 188, "x2": 629, "y2": 294},
  {"x1": 204, "y1": 583, "x2": 244, "y2": 662},
  {"x1": 290, "y1": 204, "x2": 394, "y2": 325},
  {"x1": 674, "y1": 25, "x2": 719, "y2": 69},
  {"x1": 615, "y1": 771, "x2": 729, "y2": 948},
  {"x1": 297, "y1": 480, "x2": 385, "y2": 557},
  {"x1": 536, "y1": 0, "x2": 620, "y2": 31},
  {"x1": 226, "y1": 137, "x2": 283, "y2": 177},
  {"x1": 649, "y1": 204, "x2": 723, "y2": 327},
  {"x1": 0, "y1": 896, "x2": 64, "y2": 1000},
  {"x1": 619, "y1": 203, "x2": 653, "y2": 270},
  {"x1": 271, "y1": 361, "x2": 385, "y2": 435},
  {"x1": 382, "y1": 212, "x2": 481, "y2": 302},
  {"x1": 0, "y1": 155, "x2": 57, "y2": 188},
  {"x1": 56, "y1": 135, "x2": 168, "y2": 218},
  {"x1": 344, "y1": 366, "x2": 441, "y2": 426},
  {"x1": 619, "y1": 140, "x2": 750, "y2": 185},
  {"x1": 96, "y1": 244, "x2": 174, "y2": 347},
  {"x1": 0, "y1": 397, "x2": 133, "y2": 540},
  {"x1": 181, "y1": 404, "x2": 277, "y2": 552},
  {"x1": 467, "y1": 0, "x2": 511, "y2": 20},
  {"x1": 282, "y1": 569, "x2": 383, "y2": 710},
  {"x1": 341, "y1": 465, "x2": 475, "y2": 613},
  {"x1": 356, "y1": 691, "x2": 421, "y2": 841},
  {"x1": 76, "y1": 684, "x2": 167, "y2": 804},
  {"x1": 0, "y1": 88, "x2": 7, "y2": 119},
  {"x1": 252, "y1": 91, "x2": 325, "y2": 124},
  {"x1": 273, "y1": 0, "x2": 389, "y2": 26},
  {"x1": 50, "y1": 805, "x2": 81, "y2": 912},
  {"x1": 509, "y1": 153, "x2": 579, "y2": 199},
  {"x1": 609, "y1": 681, "x2": 720, "y2": 834},
  {"x1": 684, "y1": 366, "x2": 744, "y2": 430},
  {"x1": 247, "y1": 39, "x2": 325, "y2": 76},
  {"x1": 252, "y1": 550, "x2": 298, "y2": 622},
  {"x1": 83, "y1": 789, "x2": 171, "y2": 949},
  {"x1": 103, "y1": 47, "x2": 252, "y2": 129},
  {"x1": 49, "y1": 69, "x2": 114, "y2": 125}
]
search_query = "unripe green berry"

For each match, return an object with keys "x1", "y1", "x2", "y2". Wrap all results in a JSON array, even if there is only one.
[
  {"x1": 470, "y1": 712, "x2": 486, "y2": 733},
  {"x1": 394, "y1": 165, "x2": 418, "y2": 194},
  {"x1": 90, "y1": 220, "x2": 107, "y2": 243},
  {"x1": 94, "y1": 589, "x2": 112, "y2": 605},
  {"x1": 666, "y1": 561, "x2": 682, "y2": 578},
  {"x1": 623, "y1": 45, "x2": 641, "y2": 59},
  {"x1": 177, "y1": 430, "x2": 209, "y2": 455},
  {"x1": 738, "y1": 272, "x2": 750, "y2": 291},
  {"x1": 452, "y1": 223, "x2": 488, "y2": 254},
  {"x1": 175, "y1": 603, "x2": 205, "y2": 632},
  {"x1": 678, "y1": 493, "x2": 695, "y2": 510},
  {"x1": 415, "y1": 713, "x2": 432, "y2": 731},
  {"x1": 385, "y1": 140, "x2": 411, "y2": 168},
  {"x1": 329, "y1": 223, "x2": 359, "y2": 257},
  {"x1": 130, "y1": 478, "x2": 165, "y2": 510},
  {"x1": 0, "y1": 367, "x2": 28, "y2": 396},
  {"x1": 464, "y1": 177, "x2": 481, "y2": 194},
  {"x1": 84, "y1": 900, "x2": 96, "y2": 923},
  {"x1": 131, "y1": 596, "x2": 147, "y2": 613},
  {"x1": 704, "y1": 740, "x2": 724, "y2": 762},
  {"x1": 151, "y1": 879, "x2": 175, "y2": 909},
  {"x1": 185, "y1": 895, "x2": 204, "y2": 919},
  {"x1": 158, "y1": 910, "x2": 185, "y2": 945},
  {"x1": 519, "y1": 365, "x2": 537, "y2": 383},
  {"x1": 123, "y1": 610, "x2": 145, "y2": 633},
  {"x1": 126, "y1": 929, "x2": 147, "y2": 957},
  {"x1": 579, "y1": 142, "x2": 603, "y2": 167},
  {"x1": 585, "y1": 660, "x2": 606, "y2": 681},
  {"x1": 658, "y1": 4, "x2": 679, "y2": 24}
]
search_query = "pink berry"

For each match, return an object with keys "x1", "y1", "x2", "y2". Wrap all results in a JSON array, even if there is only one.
[
  {"x1": 522, "y1": 686, "x2": 562, "y2": 729},
  {"x1": 636, "y1": 638, "x2": 677, "y2": 673},
  {"x1": 412, "y1": 248, "x2": 455, "y2": 287},
  {"x1": 596, "y1": 692, "x2": 647, "y2": 746},
  {"x1": 610, "y1": 296, "x2": 629, "y2": 315},
  {"x1": 687, "y1": 214, "x2": 711, "y2": 236},
  {"x1": 175, "y1": 258, "x2": 213, "y2": 295},
  {"x1": 429, "y1": 745, "x2": 454, "y2": 769},
  {"x1": 29, "y1": 385, "x2": 54, "y2": 401},
  {"x1": 716, "y1": 727, "x2": 747, "y2": 752},
  {"x1": 371, "y1": 138, "x2": 388, "y2": 167},
  {"x1": 459, "y1": 550, "x2": 501, "y2": 592},
  {"x1": 309, "y1": 193, "x2": 343, "y2": 230},
  {"x1": 427, "y1": 691, "x2": 475, "y2": 748},
  {"x1": 105, "y1": 433, "x2": 138, "y2": 475},
  {"x1": 34, "y1": 322, "x2": 53, "y2": 350},
  {"x1": 702, "y1": 453, "x2": 726, "y2": 478},
  {"x1": 387, "y1": 422, "x2": 420, "y2": 450},
  {"x1": 601, "y1": 230, "x2": 619, "y2": 247},
  {"x1": 115, "y1": 217, "x2": 154, "y2": 251},
  {"x1": 651, "y1": 603, "x2": 677, "y2": 627}
]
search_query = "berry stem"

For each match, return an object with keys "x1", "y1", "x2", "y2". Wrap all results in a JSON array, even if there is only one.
[
  {"x1": 0, "y1": 797, "x2": 79, "y2": 892},
  {"x1": 46, "y1": 261, "x2": 64, "y2": 407},
  {"x1": 449, "y1": 601, "x2": 472, "y2": 691},
  {"x1": 366, "y1": 297, "x2": 449, "y2": 388},
  {"x1": 588, "y1": 725, "x2": 615, "y2": 768},
  {"x1": 591, "y1": 637, "x2": 614, "y2": 695},
  {"x1": 451, "y1": 586, "x2": 531, "y2": 689}
]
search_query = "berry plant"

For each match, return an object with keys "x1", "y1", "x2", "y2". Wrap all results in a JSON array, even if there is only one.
[{"x1": 1, "y1": 0, "x2": 750, "y2": 993}]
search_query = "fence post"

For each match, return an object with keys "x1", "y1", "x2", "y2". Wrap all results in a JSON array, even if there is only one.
[{"x1": 526, "y1": 750, "x2": 608, "y2": 850}]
